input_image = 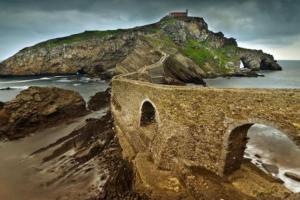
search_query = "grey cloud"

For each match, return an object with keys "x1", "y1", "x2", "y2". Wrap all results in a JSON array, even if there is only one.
[{"x1": 0, "y1": 0, "x2": 299, "y2": 60}]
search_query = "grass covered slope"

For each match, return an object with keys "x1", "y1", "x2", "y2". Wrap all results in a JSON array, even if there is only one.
[{"x1": 30, "y1": 30, "x2": 125, "y2": 49}]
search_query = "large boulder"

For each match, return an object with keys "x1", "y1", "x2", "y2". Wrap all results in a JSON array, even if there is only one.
[
  {"x1": 87, "y1": 88, "x2": 111, "y2": 111},
  {"x1": 0, "y1": 86, "x2": 87, "y2": 140},
  {"x1": 164, "y1": 53, "x2": 206, "y2": 85}
]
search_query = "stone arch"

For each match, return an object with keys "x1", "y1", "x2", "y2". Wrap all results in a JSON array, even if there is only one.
[
  {"x1": 240, "y1": 59, "x2": 245, "y2": 69},
  {"x1": 139, "y1": 99, "x2": 159, "y2": 127},
  {"x1": 221, "y1": 120, "x2": 297, "y2": 176},
  {"x1": 223, "y1": 123, "x2": 254, "y2": 175}
]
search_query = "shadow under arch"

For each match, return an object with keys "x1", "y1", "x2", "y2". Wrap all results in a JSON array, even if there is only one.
[
  {"x1": 222, "y1": 121, "x2": 298, "y2": 176},
  {"x1": 139, "y1": 99, "x2": 158, "y2": 127},
  {"x1": 223, "y1": 123, "x2": 254, "y2": 175}
]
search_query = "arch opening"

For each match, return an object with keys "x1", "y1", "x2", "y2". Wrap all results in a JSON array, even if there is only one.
[
  {"x1": 140, "y1": 101, "x2": 157, "y2": 127},
  {"x1": 224, "y1": 123, "x2": 300, "y2": 192},
  {"x1": 239, "y1": 59, "x2": 245, "y2": 69}
]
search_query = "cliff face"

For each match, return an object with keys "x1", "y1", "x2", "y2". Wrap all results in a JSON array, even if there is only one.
[
  {"x1": 0, "y1": 31, "x2": 137, "y2": 78},
  {"x1": 0, "y1": 15, "x2": 281, "y2": 81}
]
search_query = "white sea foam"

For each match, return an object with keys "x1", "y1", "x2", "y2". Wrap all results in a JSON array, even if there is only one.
[
  {"x1": 9, "y1": 86, "x2": 30, "y2": 90},
  {"x1": 56, "y1": 79, "x2": 73, "y2": 83},
  {"x1": 39, "y1": 77, "x2": 52, "y2": 80},
  {"x1": 0, "y1": 77, "x2": 52, "y2": 84}
]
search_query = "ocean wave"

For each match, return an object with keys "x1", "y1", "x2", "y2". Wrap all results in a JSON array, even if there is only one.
[
  {"x1": 56, "y1": 79, "x2": 74, "y2": 83},
  {"x1": 4, "y1": 86, "x2": 30, "y2": 90},
  {"x1": 0, "y1": 77, "x2": 52, "y2": 84},
  {"x1": 39, "y1": 77, "x2": 52, "y2": 80}
]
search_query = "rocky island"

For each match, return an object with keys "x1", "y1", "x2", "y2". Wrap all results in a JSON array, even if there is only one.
[{"x1": 0, "y1": 14, "x2": 281, "y2": 84}]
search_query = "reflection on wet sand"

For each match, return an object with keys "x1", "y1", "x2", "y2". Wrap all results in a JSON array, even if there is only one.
[{"x1": 245, "y1": 124, "x2": 300, "y2": 193}]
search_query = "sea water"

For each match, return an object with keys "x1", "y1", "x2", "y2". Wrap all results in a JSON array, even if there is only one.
[
  {"x1": 205, "y1": 60, "x2": 300, "y2": 88},
  {"x1": 0, "y1": 75, "x2": 109, "y2": 102}
]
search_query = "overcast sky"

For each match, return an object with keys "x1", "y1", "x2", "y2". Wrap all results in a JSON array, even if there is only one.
[{"x1": 0, "y1": 0, "x2": 299, "y2": 60}]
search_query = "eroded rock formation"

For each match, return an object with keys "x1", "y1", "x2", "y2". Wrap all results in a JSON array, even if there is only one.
[
  {"x1": 29, "y1": 111, "x2": 148, "y2": 200},
  {"x1": 87, "y1": 88, "x2": 111, "y2": 111},
  {"x1": 0, "y1": 86, "x2": 87, "y2": 139}
]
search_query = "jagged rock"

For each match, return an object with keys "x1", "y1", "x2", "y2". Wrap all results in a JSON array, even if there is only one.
[
  {"x1": 30, "y1": 111, "x2": 148, "y2": 200},
  {"x1": 87, "y1": 88, "x2": 111, "y2": 111},
  {"x1": 239, "y1": 48, "x2": 282, "y2": 71},
  {"x1": 0, "y1": 86, "x2": 87, "y2": 140},
  {"x1": 284, "y1": 172, "x2": 300, "y2": 182},
  {"x1": 164, "y1": 53, "x2": 206, "y2": 85}
]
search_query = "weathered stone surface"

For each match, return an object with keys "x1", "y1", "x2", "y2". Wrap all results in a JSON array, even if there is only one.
[
  {"x1": 111, "y1": 77, "x2": 300, "y2": 176},
  {"x1": 286, "y1": 193, "x2": 300, "y2": 200},
  {"x1": 262, "y1": 163, "x2": 279, "y2": 174},
  {"x1": 2, "y1": 99, "x2": 143, "y2": 199},
  {"x1": 0, "y1": 32, "x2": 136, "y2": 79},
  {"x1": 87, "y1": 88, "x2": 111, "y2": 111},
  {"x1": 0, "y1": 86, "x2": 87, "y2": 139},
  {"x1": 164, "y1": 53, "x2": 206, "y2": 85},
  {"x1": 284, "y1": 172, "x2": 300, "y2": 182}
]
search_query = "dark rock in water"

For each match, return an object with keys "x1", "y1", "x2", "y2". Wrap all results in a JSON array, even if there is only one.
[
  {"x1": 0, "y1": 87, "x2": 12, "y2": 90},
  {"x1": 0, "y1": 86, "x2": 87, "y2": 140},
  {"x1": 255, "y1": 154, "x2": 262, "y2": 159},
  {"x1": 262, "y1": 163, "x2": 279, "y2": 174},
  {"x1": 227, "y1": 70, "x2": 263, "y2": 78},
  {"x1": 87, "y1": 88, "x2": 111, "y2": 111},
  {"x1": 239, "y1": 48, "x2": 282, "y2": 71},
  {"x1": 284, "y1": 172, "x2": 300, "y2": 182}
]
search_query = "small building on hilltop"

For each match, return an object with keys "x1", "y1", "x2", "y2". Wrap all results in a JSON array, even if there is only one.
[{"x1": 169, "y1": 9, "x2": 188, "y2": 17}]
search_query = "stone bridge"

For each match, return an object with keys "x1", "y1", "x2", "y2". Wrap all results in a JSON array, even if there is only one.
[{"x1": 111, "y1": 75, "x2": 300, "y2": 177}]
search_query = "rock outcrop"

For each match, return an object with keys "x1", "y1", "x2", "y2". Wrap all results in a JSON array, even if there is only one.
[
  {"x1": 239, "y1": 48, "x2": 282, "y2": 71},
  {"x1": 164, "y1": 53, "x2": 206, "y2": 84},
  {"x1": 0, "y1": 86, "x2": 87, "y2": 139},
  {"x1": 87, "y1": 88, "x2": 111, "y2": 111},
  {"x1": 30, "y1": 111, "x2": 148, "y2": 200},
  {"x1": 0, "y1": 14, "x2": 281, "y2": 82}
]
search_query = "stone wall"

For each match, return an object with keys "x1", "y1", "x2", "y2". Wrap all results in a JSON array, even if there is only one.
[{"x1": 111, "y1": 77, "x2": 300, "y2": 176}]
